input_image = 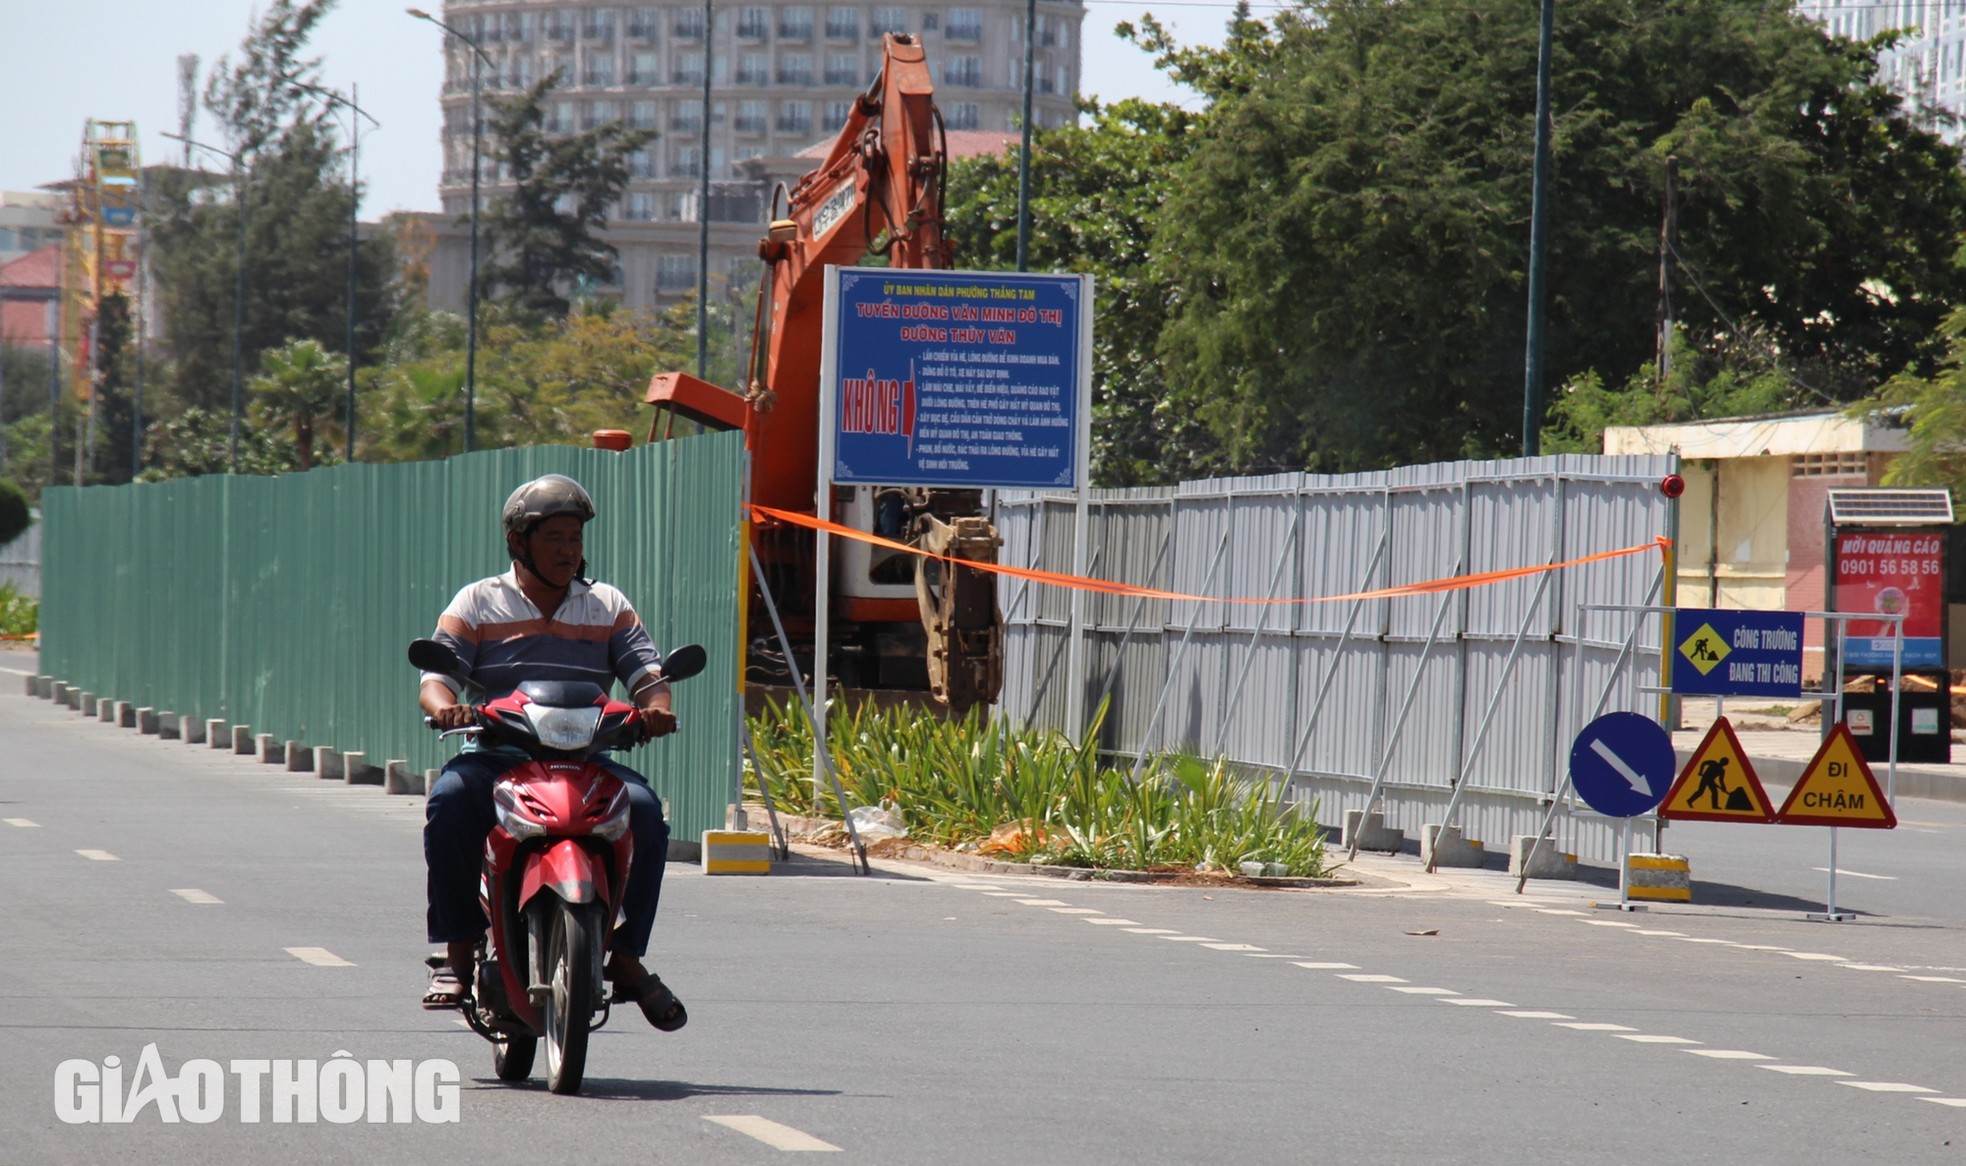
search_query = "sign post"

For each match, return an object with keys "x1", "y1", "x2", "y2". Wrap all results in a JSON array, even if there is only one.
[
  {"x1": 1568, "y1": 712, "x2": 1674, "y2": 911},
  {"x1": 815, "y1": 266, "x2": 1094, "y2": 799}
]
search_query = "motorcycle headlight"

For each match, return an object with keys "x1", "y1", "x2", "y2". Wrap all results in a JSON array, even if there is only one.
[
  {"x1": 524, "y1": 704, "x2": 602, "y2": 751},
  {"x1": 493, "y1": 783, "x2": 550, "y2": 841}
]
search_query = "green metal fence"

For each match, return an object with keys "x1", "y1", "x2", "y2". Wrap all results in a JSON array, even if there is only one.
[{"x1": 38, "y1": 432, "x2": 746, "y2": 845}]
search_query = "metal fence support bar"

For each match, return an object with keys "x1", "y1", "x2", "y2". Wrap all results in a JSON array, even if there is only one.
[
  {"x1": 749, "y1": 544, "x2": 867, "y2": 875},
  {"x1": 1347, "y1": 563, "x2": 1462, "y2": 861},
  {"x1": 1126, "y1": 525, "x2": 1233, "y2": 784},
  {"x1": 1279, "y1": 531, "x2": 1391, "y2": 782},
  {"x1": 1217, "y1": 507, "x2": 1304, "y2": 743},
  {"x1": 742, "y1": 720, "x2": 791, "y2": 861},
  {"x1": 1027, "y1": 535, "x2": 1104, "y2": 723},
  {"x1": 1088, "y1": 531, "x2": 1174, "y2": 726}
]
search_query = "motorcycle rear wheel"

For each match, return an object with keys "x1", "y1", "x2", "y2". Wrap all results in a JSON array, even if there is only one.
[
  {"x1": 543, "y1": 898, "x2": 605, "y2": 1095},
  {"x1": 493, "y1": 1033, "x2": 537, "y2": 1082}
]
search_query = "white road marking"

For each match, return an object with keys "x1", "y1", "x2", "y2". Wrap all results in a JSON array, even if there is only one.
[
  {"x1": 1838, "y1": 964, "x2": 1904, "y2": 973},
  {"x1": 977, "y1": 891, "x2": 1025, "y2": 897},
  {"x1": 1901, "y1": 975, "x2": 1966, "y2": 983},
  {"x1": 1920, "y1": 1098, "x2": 1966, "y2": 1108},
  {"x1": 1049, "y1": 908, "x2": 1104, "y2": 915},
  {"x1": 703, "y1": 1115, "x2": 842, "y2": 1152},
  {"x1": 1499, "y1": 1011, "x2": 1573, "y2": 1020},
  {"x1": 1386, "y1": 987, "x2": 1459, "y2": 995},
  {"x1": 1674, "y1": 937, "x2": 1734, "y2": 945},
  {"x1": 4, "y1": 818, "x2": 39, "y2": 828},
  {"x1": 1615, "y1": 1035, "x2": 1700, "y2": 1045},
  {"x1": 950, "y1": 884, "x2": 1002, "y2": 890},
  {"x1": 1122, "y1": 928, "x2": 1180, "y2": 935},
  {"x1": 1588, "y1": 738, "x2": 1651, "y2": 793},
  {"x1": 1292, "y1": 962, "x2": 1358, "y2": 970},
  {"x1": 1536, "y1": 909, "x2": 1587, "y2": 916},
  {"x1": 284, "y1": 946, "x2": 355, "y2": 967},
  {"x1": 0, "y1": 665, "x2": 31, "y2": 676},
  {"x1": 1730, "y1": 944, "x2": 1791, "y2": 951},
  {"x1": 1441, "y1": 998, "x2": 1514, "y2": 1007},
  {"x1": 1583, "y1": 920, "x2": 1640, "y2": 928},
  {"x1": 1337, "y1": 974, "x2": 1406, "y2": 983},
  {"x1": 1811, "y1": 867, "x2": 1896, "y2": 881},
  {"x1": 1781, "y1": 952, "x2": 1851, "y2": 962},
  {"x1": 1158, "y1": 936, "x2": 1222, "y2": 943},
  {"x1": 1200, "y1": 943, "x2": 1266, "y2": 951},
  {"x1": 1014, "y1": 899, "x2": 1071, "y2": 907},
  {"x1": 75, "y1": 849, "x2": 118, "y2": 861},
  {"x1": 1556, "y1": 1023, "x2": 1636, "y2": 1032},
  {"x1": 170, "y1": 889, "x2": 223, "y2": 904},
  {"x1": 1759, "y1": 1066, "x2": 1853, "y2": 1077},
  {"x1": 1687, "y1": 1050, "x2": 1773, "y2": 1060},
  {"x1": 1838, "y1": 1082, "x2": 1937, "y2": 1094},
  {"x1": 1630, "y1": 930, "x2": 1686, "y2": 937},
  {"x1": 1245, "y1": 954, "x2": 1310, "y2": 959},
  {"x1": 1083, "y1": 919, "x2": 1142, "y2": 926}
]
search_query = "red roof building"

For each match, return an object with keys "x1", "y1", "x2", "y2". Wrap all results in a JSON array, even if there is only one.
[{"x1": 0, "y1": 243, "x2": 60, "y2": 346}]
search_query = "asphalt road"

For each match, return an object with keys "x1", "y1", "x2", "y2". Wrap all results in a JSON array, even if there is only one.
[{"x1": 7, "y1": 658, "x2": 1966, "y2": 1164}]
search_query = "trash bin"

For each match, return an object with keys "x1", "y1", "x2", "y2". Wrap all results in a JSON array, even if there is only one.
[{"x1": 1839, "y1": 684, "x2": 1950, "y2": 765}]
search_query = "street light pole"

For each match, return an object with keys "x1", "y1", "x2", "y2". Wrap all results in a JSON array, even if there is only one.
[
  {"x1": 1015, "y1": 0, "x2": 1037, "y2": 271},
  {"x1": 409, "y1": 8, "x2": 493, "y2": 454},
  {"x1": 1520, "y1": 0, "x2": 1555, "y2": 458},
  {"x1": 165, "y1": 130, "x2": 246, "y2": 473},
  {"x1": 696, "y1": 0, "x2": 713, "y2": 379},
  {"x1": 285, "y1": 77, "x2": 380, "y2": 462}
]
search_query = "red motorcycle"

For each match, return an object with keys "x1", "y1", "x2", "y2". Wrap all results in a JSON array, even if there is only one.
[{"x1": 407, "y1": 637, "x2": 706, "y2": 1095}]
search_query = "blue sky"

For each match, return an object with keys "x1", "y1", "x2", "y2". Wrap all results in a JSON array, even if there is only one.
[{"x1": 0, "y1": 0, "x2": 1237, "y2": 216}]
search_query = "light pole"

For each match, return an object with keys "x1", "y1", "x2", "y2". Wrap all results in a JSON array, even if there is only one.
[
  {"x1": 164, "y1": 130, "x2": 246, "y2": 473},
  {"x1": 286, "y1": 77, "x2": 380, "y2": 461},
  {"x1": 409, "y1": 7, "x2": 493, "y2": 453},
  {"x1": 1015, "y1": 0, "x2": 1037, "y2": 271},
  {"x1": 696, "y1": 0, "x2": 713, "y2": 379},
  {"x1": 1520, "y1": 0, "x2": 1555, "y2": 457}
]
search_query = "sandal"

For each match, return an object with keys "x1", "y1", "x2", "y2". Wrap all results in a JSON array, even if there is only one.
[
  {"x1": 613, "y1": 971, "x2": 688, "y2": 1032},
  {"x1": 422, "y1": 965, "x2": 467, "y2": 1010}
]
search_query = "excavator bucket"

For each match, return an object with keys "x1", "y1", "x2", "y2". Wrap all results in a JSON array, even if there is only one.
[{"x1": 914, "y1": 514, "x2": 1003, "y2": 711}]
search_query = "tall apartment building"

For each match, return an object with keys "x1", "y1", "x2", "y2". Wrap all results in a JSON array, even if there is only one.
[
  {"x1": 1796, "y1": 1, "x2": 1966, "y2": 140},
  {"x1": 421, "y1": 0, "x2": 1083, "y2": 315}
]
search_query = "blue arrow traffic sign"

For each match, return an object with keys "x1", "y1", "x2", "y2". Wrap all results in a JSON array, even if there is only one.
[{"x1": 1569, "y1": 712, "x2": 1675, "y2": 818}]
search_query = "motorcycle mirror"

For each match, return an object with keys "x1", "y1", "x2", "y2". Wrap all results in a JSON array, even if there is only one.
[
  {"x1": 660, "y1": 644, "x2": 708, "y2": 683},
  {"x1": 407, "y1": 638, "x2": 463, "y2": 675}
]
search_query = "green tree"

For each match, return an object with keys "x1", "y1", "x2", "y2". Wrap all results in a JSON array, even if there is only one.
[
  {"x1": 0, "y1": 477, "x2": 30, "y2": 547},
  {"x1": 250, "y1": 338, "x2": 346, "y2": 471},
  {"x1": 149, "y1": 0, "x2": 395, "y2": 420},
  {"x1": 1149, "y1": 0, "x2": 1966, "y2": 475},
  {"x1": 480, "y1": 74, "x2": 656, "y2": 318},
  {"x1": 1858, "y1": 307, "x2": 1966, "y2": 495},
  {"x1": 138, "y1": 406, "x2": 321, "y2": 480},
  {"x1": 946, "y1": 99, "x2": 1212, "y2": 485},
  {"x1": 1542, "y1": 330, "x2": 1792, "y2": 453}
]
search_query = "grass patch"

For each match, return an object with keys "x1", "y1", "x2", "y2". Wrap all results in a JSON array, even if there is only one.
[
  {"x1": 0, "y1": 582, "x2": 35, "y2": 637},
  {"x1": 746, "y1": 696, "x2": 1328, "y2": 877}
]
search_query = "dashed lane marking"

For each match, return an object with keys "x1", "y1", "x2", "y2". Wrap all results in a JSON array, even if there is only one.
[
  {"x1": 1616, "y1": 1035, "x2": 1700, "y2": 1045},
  {"x1": 1123, "y1": 928, "x2": 1180, "y2": 935},
  {"x1": 1839, "y1": 1082, "x2": 1938, "y2": 1094},
  {"x1": 171, "y1": 889, "x2": 222, "y2": 904},
  {"x1": 1556, "y1": 1023, "x2": 1636, "y2": 1032},
  {"x1": 285, "y1": 946, "x2": 355, "y2": 967},
  {"x1": 1781, "y1": 952, "x2": 1852, "y2": 962},
  {"x1": 1440, "y1": 998, "x2": 1514, "y2": 1007},
  {"x1": 1920, "y1": 1098, "x2": 1966, "y2": 1108},
  {"x1": 1158, "y1": 936, "x2": 1223, "y2": 943},
  {"x1": 1049, "y1": 908, "x2": 1104, "y2": 915},
  {"x1": 1583, "y1": 920, "x2": 1640, "y2": 928},
  {"x1": 1014, "y1": 899, "x2": 1071, "y2": 907},
  {"x1": 1082, "y1": 919, "x2": 1142, "y2": 926},
  {"x1": 703, "y1": 1115, "x2": 843, "y2": 1152},
  {"x1": 949, "y1": 884, "x2": 1002, "y2": 890},
  {"x1": 75, "y1": 849, "x2": 117, "y2": 861},
  {"x1": 4, "y1": 818, "x2": 39, "y2": 827},
  {"x1": 1674, "y1": 938, "x2": 1734, "y2": 945},
  {"x1": 1901, "y1": 976, "x2": 1966, "y2": 983},
  {"x1": 1387, "y1": 986, "x2": 1458, "y2": 995},
  {"x1": 1731, "y1": 945, "x2": 1792, "y2": 952},
  {"x1": 1200, "y1": 943, "x2": 1266, "y2": 951},
  {"x1": 1499, "y1": 1011, "x2": 1573, "y2": 1020},
  {"x1": 976, "y1": 892, "x2": 1025, "y2": 897},
  {"x1": 1337, "y1": 974, "x2": 1407, "y2": 983},
  {"x1": 1536, "y1": 909, "x2": 1587, "y2": 916},
  {"x1": 1630, "y1": 930, "x2": 1686, "y2": 937},
  {"x1": 1687, "y1": 1050, "x2": 1773, "y2": 1061},
  {"x1": 1839, "y1": 965, "x2": 1905, "y2": 973},
  {"x1": 1811, "y1": 867, "x2": 1896, "y2": 881},
  {"x1": 1292, "y1": 962, "x2": 1358, "y2": 970},
  {"x1": 1759, "y1": 1066, "x2": 1853, "y2": 1077},
  {"x1": 1245, "y1": 954, "x2": 1312, "y2": 960},
  {"x1": 0, "y1": 665, "x2": 31, "y2": 676}
]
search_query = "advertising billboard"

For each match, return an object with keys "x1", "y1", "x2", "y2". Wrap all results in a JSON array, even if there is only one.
[{"x1": 1833, "y1": 529, "x2": 1943, "y2": 668}]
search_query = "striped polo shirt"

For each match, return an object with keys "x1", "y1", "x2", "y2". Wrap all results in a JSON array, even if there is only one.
[{"x1": 421, "y1": 569, "x2": 666, "y2": 701}]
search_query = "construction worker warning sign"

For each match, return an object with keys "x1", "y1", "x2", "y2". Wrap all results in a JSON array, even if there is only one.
[
  {"x1": 1776, "y1": 724, "x2": 1898, "y2": 829},
  {"x1": 1659, "y1": 718, "x2": 1775, "y2": 823}
]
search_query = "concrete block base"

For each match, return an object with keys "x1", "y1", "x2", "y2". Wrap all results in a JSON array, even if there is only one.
[
  {"x1": 314, "y1": 747, "x2": 343, "y2": 780},
  {"x1": 1421, "y1": 823, "x2": 1486, "y2": 868},
  {"x1": 1626, "y1": 852, "x2": 1693, "y2": 902},
  {"x1": 702, "y1": 830, "x2": 773, "y2": 874},
  {"x1": 50, "y1": 681, "x2": 68, "y2": 704},
  {"x1": 233, "y1": 725, "x2": 254, "y2": 754},
  {"x1": 116, "y1": 701, "x2": 135, "y2": 728},
  {"x1": 137, "y1": 708, "x2": 160, "y2": 735},
  {"x1": 23, "y1": 674, "x2": 38, "y2": 697},
  {"x1": 284, "y1": 743, "x2": 311, "y2": 772},
  {"x1": 78, "y1": 691, "x2": 95, "y2": 714},
  {"x1": 1343, "y1": 810, "x2": 1406, "y2": 854},
  {"x1": 208, "y1": 720, "x2": 229, "y2": 749},
  {"x1": 98, "y1": 699, "x2": 115, "y2": 722},
  {"x1": 383, "y1": 760, "x2": 425, "y2": 796},
  {"x1": 181, "y1": 716, "x2": 206, "y2": 745},
  {"x1": 342, "y1": 751, "x2": 382, "y2": 785},
  {"x1": 158, "y1": 712, "x2": 179, "y2": 740},
  {"x1": 256, "y1": 734, "x2": 284, "y2": 765},
  {"x1": 1509, "y1": 835, "x2": 1579, "y2": 880}
]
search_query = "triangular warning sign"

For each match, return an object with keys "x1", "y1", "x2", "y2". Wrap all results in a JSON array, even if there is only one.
[
  {"x1": 1660, "y1": 718, "x2": 1775, "y2": 823},
  {"x1": 1776, "y1": 724, "x2": 1897, "y2": 829}
]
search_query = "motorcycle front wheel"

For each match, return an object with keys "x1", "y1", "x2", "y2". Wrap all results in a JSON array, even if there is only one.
[{"x1": 542, "y1": 898, "x2": 605, "y2": 1095}]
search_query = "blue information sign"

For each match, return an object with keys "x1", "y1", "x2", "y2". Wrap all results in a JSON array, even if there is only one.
[
  {"x1": 827, "y1": 267, "x2": 1088, "y2": 490},
  {"x1": 1669, "y1": 608, "x2": 1805, "y2": 698},
  {"x1": 1569, "y1": 712, "x2": 1675, "y2": 818}
]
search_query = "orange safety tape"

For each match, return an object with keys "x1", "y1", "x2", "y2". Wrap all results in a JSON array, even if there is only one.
[{"x1": 750, "y1": 505, "x2": 1670, "y2": 605}]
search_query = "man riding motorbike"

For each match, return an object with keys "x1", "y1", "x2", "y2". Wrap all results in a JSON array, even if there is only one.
[{"x1": 417, "y1": 473, "x2": 686, "y2": 1032}]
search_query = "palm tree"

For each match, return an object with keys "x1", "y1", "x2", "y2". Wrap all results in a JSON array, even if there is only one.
[{"x1": 249, "y1": 339, "x2": 346, "y2": 471}]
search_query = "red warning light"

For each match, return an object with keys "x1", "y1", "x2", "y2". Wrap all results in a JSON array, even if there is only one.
[{"x1": 1660, "y1": 474, "x2": 1686, "y2": 499}]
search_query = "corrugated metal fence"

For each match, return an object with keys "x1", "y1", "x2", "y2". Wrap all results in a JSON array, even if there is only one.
[
  {"x1": 996, "y1": 455, "x2": 1676, "y2": 864},
  {"x1": 0, "y1": 511, "x2": 38, "y2": 598},
  {"x1": 37, "y1": 433, "x2": 745, "y2": 845}
]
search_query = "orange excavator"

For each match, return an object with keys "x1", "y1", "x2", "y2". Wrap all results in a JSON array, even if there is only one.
[{"x1": 645, "y1": 34, "x2": 1003, "y2": 711}]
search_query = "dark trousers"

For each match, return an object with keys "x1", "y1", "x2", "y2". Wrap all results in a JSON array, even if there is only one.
[{"x1": 424, "y1": 751, "x2": 669, "y2": 958}]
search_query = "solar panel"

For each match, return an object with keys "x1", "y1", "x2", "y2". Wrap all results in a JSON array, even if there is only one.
[{"x1": 1826, "y1": 488, "x2": 1954, "y2": 526}]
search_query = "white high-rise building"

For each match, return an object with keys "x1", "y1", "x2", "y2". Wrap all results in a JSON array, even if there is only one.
[
  {"x1": 1796, "y1": 1, "x2": 1966, "y2": 139},
  {"x1": 417, "y1": 0, "x2": 1084, "y2": 315}
]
